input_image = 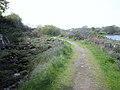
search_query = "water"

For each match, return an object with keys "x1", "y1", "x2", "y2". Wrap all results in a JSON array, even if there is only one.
[{"x1": 105, "y1": 35, "x2": 120, "y2": 41}]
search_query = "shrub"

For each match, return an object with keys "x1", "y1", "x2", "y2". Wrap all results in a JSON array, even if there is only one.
[{"x1": 40, "y1": 25, "x2": 61, "y2": 36}]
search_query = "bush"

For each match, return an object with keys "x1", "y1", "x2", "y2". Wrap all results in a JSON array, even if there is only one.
[{"x1": 40, "y1": 25, "x2": 61, "y2": 36}]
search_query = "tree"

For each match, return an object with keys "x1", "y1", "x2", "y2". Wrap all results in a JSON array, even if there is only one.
[
  {"x1": 103, "y1": 25, "x2": 118, "y2": 35},
  {"x1": 91, "y1": 27, "x2": 95, "y2": 31},
  {"x1": 41, "y1": 25, "x2": 61, "y2": 36},
  {"x1": 0, "y1": 0, "x2": 9, "y2": 15},
  {"x1": 5, "y1": 13, "x2": 22, "y2": 23}
]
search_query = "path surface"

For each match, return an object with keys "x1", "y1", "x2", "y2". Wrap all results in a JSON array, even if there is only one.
[{"x1": 67, "y1": 40, "x2": 105, "y2": 90}]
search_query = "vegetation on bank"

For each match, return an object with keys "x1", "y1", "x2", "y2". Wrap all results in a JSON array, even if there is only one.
[
  {"x1": 77, "y1": 40, "x2": 120, "y2": 90},
  {"x1": 19, "y1": 41, "x2": 72, "y2": 90},
  {"x1": 64, "y1": 26, "x2": 120, "y2": 69}
]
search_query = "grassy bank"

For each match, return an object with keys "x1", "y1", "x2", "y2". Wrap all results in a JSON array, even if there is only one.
[
  {"x1": 19, "y1": 41, "x2": 72, "y2": 90},
  {"x1": 49, "y1": 40, "x2": 78, "y2": 90},
  {"x1": 77, "y1": 40, "x2": 120, "y2": 90}
]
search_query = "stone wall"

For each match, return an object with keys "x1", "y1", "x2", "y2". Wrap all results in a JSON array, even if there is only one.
[{"x1": 0, "y1": 34, "x2": 10, "y2": 49}]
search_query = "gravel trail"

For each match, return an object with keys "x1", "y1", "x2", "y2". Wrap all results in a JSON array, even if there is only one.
[{"x1": 67, "y1": 40, "x2": 105, "y2": 90}]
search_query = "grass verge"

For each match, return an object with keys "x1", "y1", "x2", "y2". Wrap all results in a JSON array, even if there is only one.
[
  {"x1": 19, "y1": 41, "x2": 72, "y2": 90},
  {"x1": 77, "y1": 40, "x2": 120, "y2": 90},
  {"x1": 49, "y1": 41, "x2": 78, "y2": 90}
]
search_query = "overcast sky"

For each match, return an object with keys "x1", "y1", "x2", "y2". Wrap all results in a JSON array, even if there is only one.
[{"x1": 6, "y1": 0, "x2": 120, "y2": 29}]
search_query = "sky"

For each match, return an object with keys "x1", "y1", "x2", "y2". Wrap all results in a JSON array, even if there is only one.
[{"x1": 6, "y1": 0, "x2": 120, "y2": 29}]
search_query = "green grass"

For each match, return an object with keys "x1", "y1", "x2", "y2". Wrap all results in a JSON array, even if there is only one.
[
  {"x1": 77, "y1": 40, "x2": 120, "y2": 90},
  {"x1": 49, "y1": 41, "x2": 78, "y2": 90},
  {"x1": 19, "y1": 42, "x2": 72, "y2": 90}
]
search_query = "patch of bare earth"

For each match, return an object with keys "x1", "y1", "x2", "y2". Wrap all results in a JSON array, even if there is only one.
[{"x1": 68, "y1": 41, "x2": 106, "y2": 90}]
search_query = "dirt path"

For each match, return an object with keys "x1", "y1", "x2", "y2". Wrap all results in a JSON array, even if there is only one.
[{"x1": 67, "y1": 40, "x2": 105, "y2": 90}]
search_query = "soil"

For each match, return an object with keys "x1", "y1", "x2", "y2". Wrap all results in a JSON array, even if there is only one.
[{"x1": 67, "y1": 40, "x2": 106, "y2": 90}]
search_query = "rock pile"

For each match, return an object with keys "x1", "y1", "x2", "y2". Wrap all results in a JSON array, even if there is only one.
[{"x1": 0, "y1": 43, "x2": 36, "y2": 89}]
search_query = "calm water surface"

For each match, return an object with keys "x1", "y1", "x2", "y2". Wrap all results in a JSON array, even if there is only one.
[{"x1": 105, "y1": 35, "x2": 120, "y2": 41}]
